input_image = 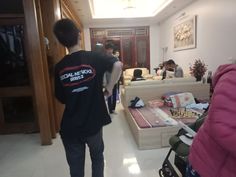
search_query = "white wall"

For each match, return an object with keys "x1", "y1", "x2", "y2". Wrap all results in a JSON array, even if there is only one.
[
  {"x1": 150, "y1": 24, "x2": 162, "y2": 74},
  {"x1": 84, "y1": 27, "x2": 91, "y2": 51},
  {"x1": 83, "y1": 25, "x2": 162, "y2": 74},
  {"x1": 83, "y1": 0, "x2": 236, "y2": 74},
  {"x1": 159, "y1": 0, "x2": 236, "y2": 73}
]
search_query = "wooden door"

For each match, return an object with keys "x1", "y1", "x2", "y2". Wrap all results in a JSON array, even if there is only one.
[
  {"x1": 106, "y1": 38, "x2": 121, "y2": 50},
  {"x1": 90, "y1": 27, "x2": 150, "y2": 70},
  {"x1": 121, "y1": 36, "x2": 135, "y2": 69},
  {"x1": 135, "y1": 36, "x2": 150, "y2": 69}
]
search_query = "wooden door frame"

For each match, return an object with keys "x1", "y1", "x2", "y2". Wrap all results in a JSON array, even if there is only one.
[
  {"x1": 23, "y1": 0, "x2": 52, "y2": 145},
  {"x1": 35, "y1": 0, "x2": 57, "y2": 138},
  {"x1": 39, "y1": 0, "x2": 65, "y2": 133}
]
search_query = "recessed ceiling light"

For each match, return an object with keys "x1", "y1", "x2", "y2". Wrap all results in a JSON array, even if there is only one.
[{"x1": 89, "y1": 0, "x2": 174, "y2": 19}]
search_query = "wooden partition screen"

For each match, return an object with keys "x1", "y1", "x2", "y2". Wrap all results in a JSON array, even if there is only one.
[{"x1": 90, "y1": 27, "x2": 150, "y2": 70}]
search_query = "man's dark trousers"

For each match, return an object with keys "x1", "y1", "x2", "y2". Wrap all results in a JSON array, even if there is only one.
[
  {"x1": 62, "y1": 129, "x2": 104, "y2": 177},
  {"x1": 107, "y1": 84, "x2": 117, "y2": 113}
]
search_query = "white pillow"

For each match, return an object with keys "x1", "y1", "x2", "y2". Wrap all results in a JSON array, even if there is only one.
[
  {"x1": 166, "y1": 71, "x2": 175, "y2": 78},
  {"x1": 170, "y1": 92, "x2": 196, "y2": 108}
]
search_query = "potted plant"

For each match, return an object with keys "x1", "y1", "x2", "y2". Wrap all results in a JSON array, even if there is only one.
[{"x1": 190, "y1": 59, "x2": 207, "y2": 81}]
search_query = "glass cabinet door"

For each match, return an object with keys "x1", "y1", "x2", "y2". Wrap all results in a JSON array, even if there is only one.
[
  {"x1": 135, "y1": 36, "x2": 149, "y2": 68},
  {"x1": 0, "y1": 24, "x2": 30, "y2": 87},
  {"x1": 0, "y1": 18, "x2": 36, "y2": 134},
  {"x1": 121, "y1": 37, "x2": 135, "y2": 69}
]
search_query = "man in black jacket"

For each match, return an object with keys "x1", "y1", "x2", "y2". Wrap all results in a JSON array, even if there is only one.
[
  {"x1": 104, "y1": 43, "x2": 118, "y2": 113},
  {"x1": 53, "y1": 19, "x2": 122, "y2": 177}
]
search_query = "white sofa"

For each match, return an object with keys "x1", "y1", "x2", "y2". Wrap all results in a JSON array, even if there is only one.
[
  {"x1": 123, "y1": 68, "x2": 153, "y2": 85},
  {"x1": 127, "y1": 77, "x2": 196, "y2": 86}
]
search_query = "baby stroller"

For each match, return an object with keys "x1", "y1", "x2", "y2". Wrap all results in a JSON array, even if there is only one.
[{"x1": 159, "y1": 111, "x2": 207, "y2": 177}]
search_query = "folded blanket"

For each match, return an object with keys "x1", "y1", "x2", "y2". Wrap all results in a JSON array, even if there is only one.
[{"x1": 186, "y1": 103, "x2": 209, "y2": 110}]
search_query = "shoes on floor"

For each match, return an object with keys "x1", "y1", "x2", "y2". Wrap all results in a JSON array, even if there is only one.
[{"x1": 110, "y1": 110, "x2": 118, "y2": 114}]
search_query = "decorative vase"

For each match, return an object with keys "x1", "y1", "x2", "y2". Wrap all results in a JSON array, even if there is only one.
[
  {"x1": 196, "y1": 75, "x2": 202, "y2": 81},
  {"x1": 202, "y1": 77, "x2": 206, "y2": 84},
  {"x1": 207, "y1": 71, "x2": 212, "y2": 84}
]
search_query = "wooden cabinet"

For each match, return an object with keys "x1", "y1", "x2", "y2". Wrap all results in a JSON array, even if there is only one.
[
  {"x1": 90, "y1": 27, "x2": 150, "y2": 70},
  {"x1": 0, "y1": 0, "x2": 52, "y2": 144},
  {"x1": 0, "y1": 0, "x2": 84, "y2": 145}
]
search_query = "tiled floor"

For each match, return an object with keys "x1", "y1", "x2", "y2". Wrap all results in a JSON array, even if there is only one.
[{"x1": 0, "y1": 104, "x2": 170, "y2": 177}]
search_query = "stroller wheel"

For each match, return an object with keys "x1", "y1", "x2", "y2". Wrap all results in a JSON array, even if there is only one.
[
  {"x1": 159, "y1": 165, "x2": 177, "y2": 177},
  {"x1": 159, "y1": 169, "x2": 164, "y2": 177}
]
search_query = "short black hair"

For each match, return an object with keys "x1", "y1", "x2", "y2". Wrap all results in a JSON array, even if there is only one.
[
  {"x1": 105, "y1": 42, "x2": 114, "y2": 50},
  {"x1": 53, "y1": 19, "x2": 80, "y2": 48},
  {"x1": 113, "y1": 49, "x2": 119, "y2": 53},
  {"x1": 133, "y1": 69, "x2": 142, "y2": 77},
  {"x1": 166, "y1": 59, "x2": 176, "y2": 65}
]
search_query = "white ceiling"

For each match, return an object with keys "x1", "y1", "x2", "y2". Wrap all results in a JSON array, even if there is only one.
[
  {"x1": 69, "y1": 0, "x2": 196, "y2": 27},
  {"x1": 89, "y1": 0, "x2": 175, "y2": 19}
]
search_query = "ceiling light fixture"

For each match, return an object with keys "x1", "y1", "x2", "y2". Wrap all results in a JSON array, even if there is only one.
[
  {"x1": 123, "y1": 0, "x2": 136, "y2": 10},
  {"x1": 90, "y1": 0, "x2": 174, "y2": 19}
]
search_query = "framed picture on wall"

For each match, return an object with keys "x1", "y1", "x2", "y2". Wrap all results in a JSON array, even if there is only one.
[{"x1": 173, "y1": 15, "x2": 197, "y2": 51}]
